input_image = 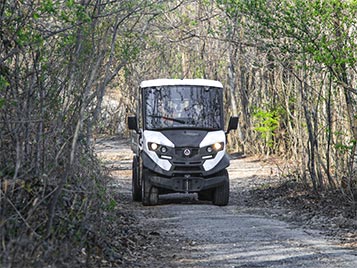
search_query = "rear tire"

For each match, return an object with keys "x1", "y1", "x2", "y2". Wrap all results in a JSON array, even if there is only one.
[
  {"x1": 132, "y1": 156, "x2": 142, "y2": 202},
  {"x1": 212, "y1": 170, "x2": 229, "y2": 206},
  {"x1": 142, "y1": 168, "x2": 159, "y2": 206}
]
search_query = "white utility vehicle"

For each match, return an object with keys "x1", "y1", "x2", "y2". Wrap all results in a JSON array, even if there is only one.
[{"x1": 128, "y1": 79, "x2": 238, "y2": 206}]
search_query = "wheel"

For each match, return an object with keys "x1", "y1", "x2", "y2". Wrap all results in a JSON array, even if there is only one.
[
  {"x1": 212, "y1": 170, "x2": 229, "y2": 206},
  {"x1": 149, "y1": 186, "x2": 159, "y2": 205},
  {"x1": 142, "y1": 168, "x2": 159, "y2": 206},
  {"x1": 132, "y1": 156, "x2": 142, "y2": 201},
  {"x1": 198, "y1": 189, "x2": 213, "y2": 201}
]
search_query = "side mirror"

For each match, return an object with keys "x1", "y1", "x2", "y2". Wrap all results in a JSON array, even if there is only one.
[
  {"x1": 127, "y1": 115, "x2": 138, "y2": 132},
  {"x1": 226, "y1": 116, "x2": 239, "y2": 134}
]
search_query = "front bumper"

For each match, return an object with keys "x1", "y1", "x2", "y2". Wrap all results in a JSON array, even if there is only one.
[
  {"x1": 141, "y1": 150, "x2": 230, "y2": 177},
  {"x1": 148, "y1": 173, "x2": 227, "y2": 193}
]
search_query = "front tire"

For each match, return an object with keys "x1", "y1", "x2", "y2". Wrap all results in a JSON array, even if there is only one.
[
  {"x1": 132, "y1": 156, "x2": 142, "y2": 202},
  {"x1": 212, "y1": 170, "x2": 229, "y2": 206},
  {"x1": 198, "y1": 189, "x2": 213, "y2": 201},
  {"x1": 142, "y1": 168, "x2": 159, "y2": 206}
]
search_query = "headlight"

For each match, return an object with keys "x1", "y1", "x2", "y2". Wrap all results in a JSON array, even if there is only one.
[
  {"x1": 212, "y1": 142, "x2": 223, "y2": 151},
  {"x1": 149, "y1": 142, "x2": 159, "y2": 151},
  {"x1": 206, "y1": 142, "x2": 224, "y2": 153},
  {"x1": 148, "y1": 142, "x2": 168, "y2": 153}
]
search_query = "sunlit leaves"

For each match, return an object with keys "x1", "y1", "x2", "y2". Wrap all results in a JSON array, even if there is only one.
[
  {"x1": 39, "y1": 0, "x2": 56, "y2": 14},
  {"x1": 221, "y1": 0, "x2": 357, "y2": 77},
  {"x1": 66, "y1": 0, "x2": 75, "y2": 8},
  {"x1": 253, "y1": 107, "x2": 282, "y2": 148},
  {"x1": 0, "y1": 75, "x2": 9, "y2": 90}
]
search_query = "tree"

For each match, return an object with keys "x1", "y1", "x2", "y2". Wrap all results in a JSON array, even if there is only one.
[
  {"x1": 0, "y1": 0, "x2": 163, "y2": 265},
  {"x1": 217, "y1": 0, "x2": 357, "y2": 196}
]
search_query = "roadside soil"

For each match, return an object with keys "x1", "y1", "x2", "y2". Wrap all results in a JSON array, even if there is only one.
[{"x1": 95, "y1": 136, "x2": 357, "y2": 267}]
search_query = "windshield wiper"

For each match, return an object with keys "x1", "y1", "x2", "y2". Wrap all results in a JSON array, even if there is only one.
[{"x1": 148, "y1": 115, "x2": 186, "y2": 124}]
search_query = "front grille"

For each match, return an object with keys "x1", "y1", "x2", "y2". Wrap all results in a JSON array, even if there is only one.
[
  {"x1": 173, "y1": 165, "x2": 201, "y2": 172},
  {"x1": 173, "y1": 161, "x2": 186, "y2": 165},
  {"x1": 175, "y1": 148, "x2": 199, "y2": 158},
  {"x1": 169, "y1": 146, "x2": 205, "y2": 175}
]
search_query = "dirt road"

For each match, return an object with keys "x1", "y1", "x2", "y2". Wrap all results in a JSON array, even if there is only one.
[{"x1": 96, "y1": 137, "x2": 357, "y2": 267}]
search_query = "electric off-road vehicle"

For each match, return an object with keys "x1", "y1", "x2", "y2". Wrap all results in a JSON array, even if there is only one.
[{"x1": 128, "y1": 79, "x2": 238, "y2": 206}]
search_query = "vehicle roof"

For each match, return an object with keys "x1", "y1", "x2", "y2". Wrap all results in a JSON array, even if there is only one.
[{"x1": 140, "y1": 79, "x2": 223, "y2": 88}]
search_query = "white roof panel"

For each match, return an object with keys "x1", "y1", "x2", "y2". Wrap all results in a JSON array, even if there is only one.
[{"x1": 140, "y1": 79, "x2": 223, "y2": 88}]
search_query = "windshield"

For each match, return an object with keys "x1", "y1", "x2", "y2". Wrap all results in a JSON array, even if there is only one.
[{"x1": 143, "y1": 85, "x2": 223, "y2": 130}]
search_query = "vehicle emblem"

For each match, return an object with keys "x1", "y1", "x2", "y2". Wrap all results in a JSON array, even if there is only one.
[{"x1": 183, "y1": 148, "x2": 191, "y2": 156}]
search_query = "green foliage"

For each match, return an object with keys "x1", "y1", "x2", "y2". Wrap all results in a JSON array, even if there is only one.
[
  {"x1": 39, "y1": 0, "x2": 56, "y2": 14},
  {"x1": 253, "y1": 107, "x2": 281, "y2": 147},
  {"x1": 0, "y1": 75, "x2": 9, "y2": 89},
  {"x1": 335, "y1": 141, "x2": 356, "y2": 154},
  {"x1": 0, "y1": 98, "x2": 5, "y2": 109},
  {"x1": 106, "y1": 198, "x2": 117, "y2": 211},
  {"x1": 231, "y1": 0, "x2": 357, "y2": 73},
  {"x1": 66, "y1": 0, "x2": 75, "y2": 8}
]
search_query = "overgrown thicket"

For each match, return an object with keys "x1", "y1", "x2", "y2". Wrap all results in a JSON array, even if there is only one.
[
  {"x1": 1, "y1": 0, "x2": 357, "y2": 266},
  {"x1": 0, "y1": 0, "x2": 159, "y2": 266},
  {"x1": 121, "y1": 0, "x2": 357, "y2": 202},
  {"x1": 220, "y1": 0, "x2": 357, "y2": 200}
]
